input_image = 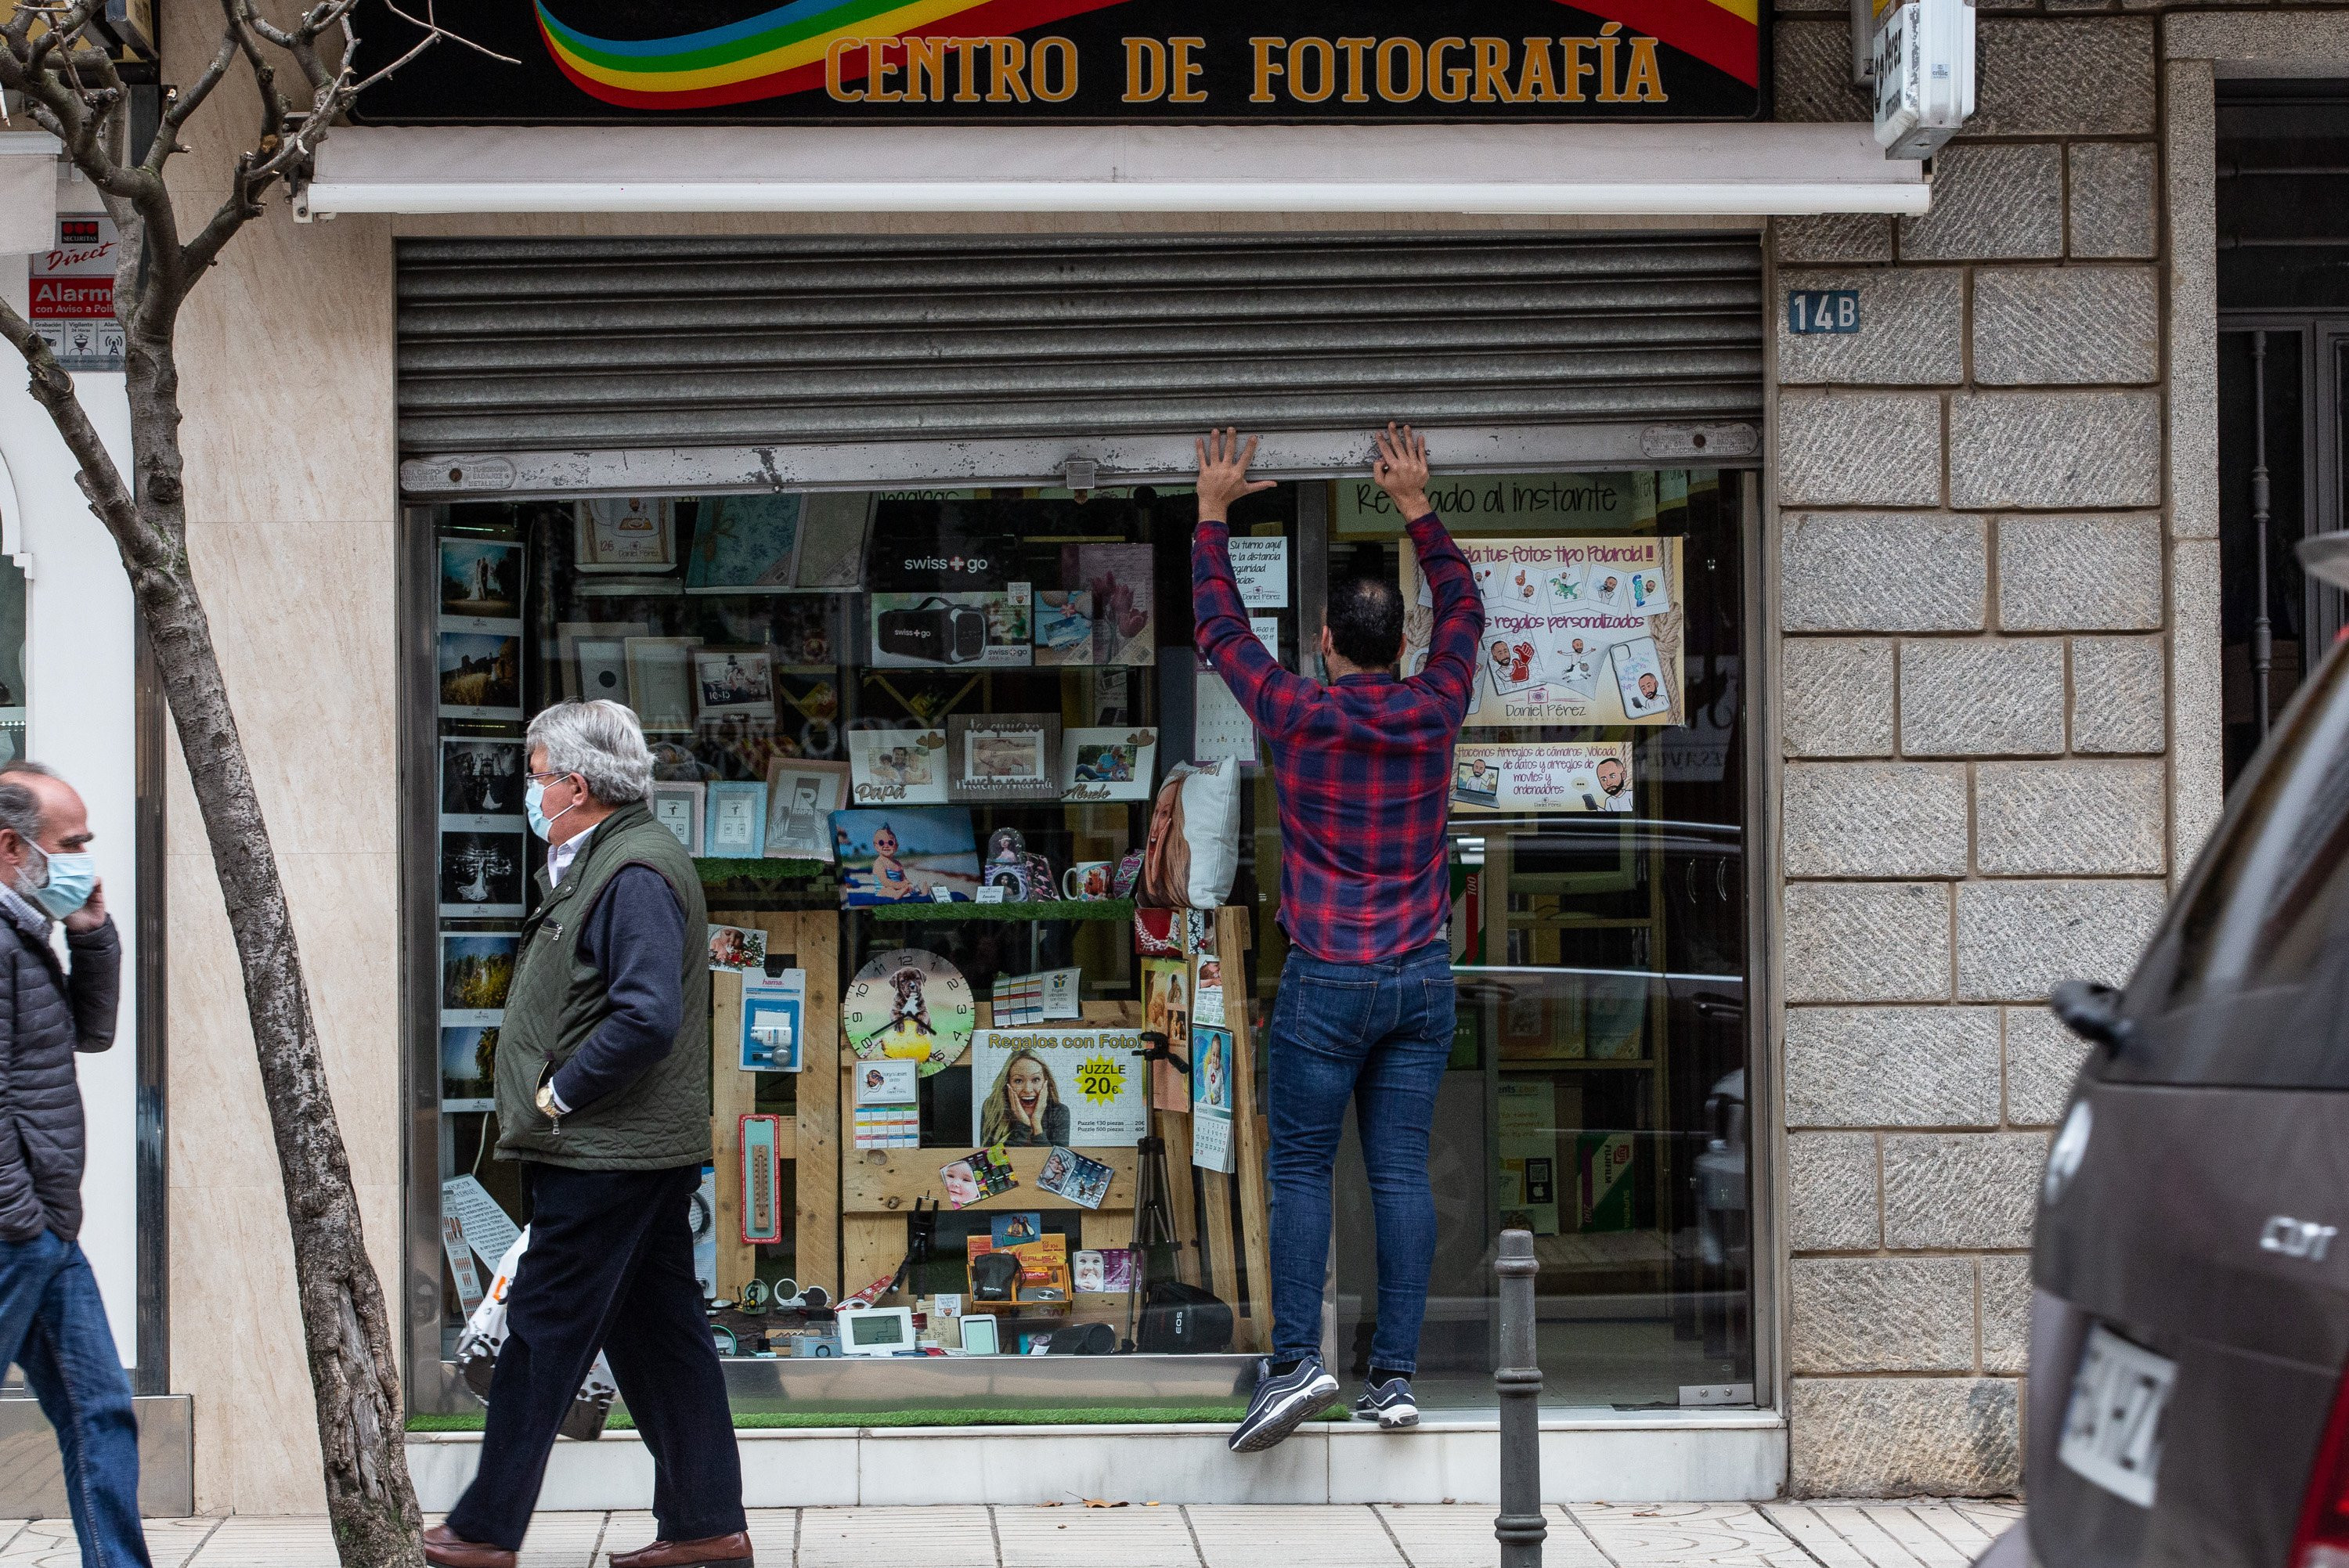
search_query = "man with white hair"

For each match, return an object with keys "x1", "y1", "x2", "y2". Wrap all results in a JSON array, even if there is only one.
[{"x1": 427, "y1": 701, "x2": 747, "y2": 1568}]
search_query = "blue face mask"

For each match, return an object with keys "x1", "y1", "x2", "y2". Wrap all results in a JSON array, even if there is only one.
[
  {"x1": 525, "y1": 780, "x2": 578, "y2": 842},
  {"x1": 27, "y1": 845, "x2": 96, "y2": 920}
]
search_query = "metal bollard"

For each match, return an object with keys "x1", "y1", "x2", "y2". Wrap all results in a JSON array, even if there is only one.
[{"x1": 1495, "y1": 1227, "x2": 1546, "y2": 1566}]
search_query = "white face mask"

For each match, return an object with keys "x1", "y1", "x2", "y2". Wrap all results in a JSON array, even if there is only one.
[{"x1": 16, "y1": 840, "x2": 96, "y2": 919}]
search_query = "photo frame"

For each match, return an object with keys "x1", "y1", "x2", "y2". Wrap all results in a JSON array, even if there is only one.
[
  {"x1": 624, "y1": 636, "x2": 702, "y2": 731},
  {"x1": 557, "y1": 621, "x2": 646, "y2": 703},
  {"x1": 763, "y1": 758, "x2": 849, "y2": 861},
  {"x1": 947, "y1": 712, "x2": 1063, "y2": 803},
  {"x1": 692, "y1": 646, "x2": 778, "y2": 719},
  {"x1": 440, "y1": 738, "x2": 526, "y2": 827},
  {"x1": 574, "y1": 497, "x2": 676, "y2": 571},
  {"x1": 650, "y1": 780, "x2": 705, "y2": 854},
  {"x1": 1059, "y1": 726, "x2": 1156, "y2": 803},
  {"x1": 846, "y1": 727, "x2": 949, "y2": 806},
  {"x1": 438, "y1": 538, "x2": 523, "y2": 625},
  {"x1": 685, "y1": 493, "x2": 803, "y2": 594},
  {"x1": 705, "y1": 780, "x2": 768, "y2": 859}
]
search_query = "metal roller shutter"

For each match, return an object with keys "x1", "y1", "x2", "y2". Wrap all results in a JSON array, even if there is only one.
[{"x1": 395, "y1": 230, "x2": 1761, "y2": 492}]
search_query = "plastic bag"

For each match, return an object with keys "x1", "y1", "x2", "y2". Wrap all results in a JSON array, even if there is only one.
[{"x1": 453, "y1": 1226, "x2": 619, "y2": 1441}]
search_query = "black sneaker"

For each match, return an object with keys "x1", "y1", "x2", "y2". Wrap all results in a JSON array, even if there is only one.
[
  {"x1": 1353, "y1": 1374, "x2": 1419, "y2": 1429},
  {"x1": 1228, "y1": 1356, "x2": 1340, "y2": 1453}
]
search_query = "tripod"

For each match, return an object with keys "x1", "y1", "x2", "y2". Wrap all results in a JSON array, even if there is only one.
[{"x1": 1123, "y1": 1031, "x2": 1188, "y2": 1354}]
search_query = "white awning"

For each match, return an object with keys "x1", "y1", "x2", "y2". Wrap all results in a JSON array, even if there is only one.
[
  {"x1": 0, "y1": 132, "x2": 60, "y2": 254},
  {"x1": 305, "y1": 121, "x2": 1929, "y2": 218}
]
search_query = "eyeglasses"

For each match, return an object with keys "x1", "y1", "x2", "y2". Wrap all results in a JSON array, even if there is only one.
[{"x1": 524, "y1": 770, "x2": 577, "y2": 786}]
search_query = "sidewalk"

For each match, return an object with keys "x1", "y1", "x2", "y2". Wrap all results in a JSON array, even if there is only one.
[{"x1": 0, "y1": 1501, "x2": 2021, "y2": 1567}]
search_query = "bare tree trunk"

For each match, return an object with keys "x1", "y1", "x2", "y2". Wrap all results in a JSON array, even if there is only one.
[{"x1": 6, "y1": 297, "x2": 424, "y2": 1568}]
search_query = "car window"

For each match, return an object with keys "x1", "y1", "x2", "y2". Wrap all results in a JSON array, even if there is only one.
[{"x1": 2116, "y1": 638, "x2": 2349, "y2": 1086}]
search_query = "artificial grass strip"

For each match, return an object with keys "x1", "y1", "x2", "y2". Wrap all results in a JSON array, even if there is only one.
[
  {"x1": 408, "y1": 1403, "x2": 1348, "y2": 1433},
  {"x1": 866, "y1": 899, "x2": 1135, "y2": 923}
]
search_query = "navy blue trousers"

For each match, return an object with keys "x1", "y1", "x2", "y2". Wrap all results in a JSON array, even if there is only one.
[{"x1": 446, "y1": 1163, "x2": 744, "y2": 1551}]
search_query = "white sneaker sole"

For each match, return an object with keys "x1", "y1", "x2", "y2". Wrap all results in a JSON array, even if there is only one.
[{"x1": 1230, "y1": 1375, "x2": 1340, "y2": 1453}]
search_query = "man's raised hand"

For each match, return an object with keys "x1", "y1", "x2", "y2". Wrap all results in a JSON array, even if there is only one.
[
  {"x1": 1196, "y1": 427, "x2": 1278, "y2": 523},
  {"x1": 1371, "y1": 422, "x2": 1432, "y2": 519}
]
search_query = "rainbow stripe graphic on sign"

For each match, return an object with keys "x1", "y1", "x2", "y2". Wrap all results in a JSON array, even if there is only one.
[{"x1": 534, "y1": 0, "x2": 1759, "y2": 109}]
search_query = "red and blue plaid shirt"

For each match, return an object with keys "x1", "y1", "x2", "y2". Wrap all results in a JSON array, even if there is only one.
[{"x1": 1193, "y1": 514, "x2": 1482, "y2": 963}]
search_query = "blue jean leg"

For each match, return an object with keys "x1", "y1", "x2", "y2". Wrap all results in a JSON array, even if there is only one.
[
  {"x1": 1265, "y1": 942, "x2": 1453, "y2": 1372},
  {"x1": 1351, "y1": 957, "x2": 1454, "y2": 1374},
  {"x1": 0, "y1": 1234, "x2": 151, "y2": 1568}
]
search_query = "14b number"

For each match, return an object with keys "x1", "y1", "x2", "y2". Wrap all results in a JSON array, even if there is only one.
[{"x1": 1786, "y1": 289, "x2": 1860, "y2": 334}]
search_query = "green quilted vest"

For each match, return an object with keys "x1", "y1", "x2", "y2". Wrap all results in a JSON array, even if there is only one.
[{"x1": 493, "y1": 800, "x2": 713, "y2": 1170}]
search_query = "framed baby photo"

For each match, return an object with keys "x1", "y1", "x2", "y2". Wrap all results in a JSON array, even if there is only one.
[{"x1": 947, "y1": 713, "x2": 1062, "y2": 803}]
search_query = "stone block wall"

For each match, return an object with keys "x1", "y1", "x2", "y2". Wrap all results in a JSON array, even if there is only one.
[{"x1": 1769, "y1": 2, "x2": 2167, "y2": 1500}]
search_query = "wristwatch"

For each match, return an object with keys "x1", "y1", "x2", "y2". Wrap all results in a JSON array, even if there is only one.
[{"x1": 536, "y1": 1083, "x2": 561, "y2": 1119}]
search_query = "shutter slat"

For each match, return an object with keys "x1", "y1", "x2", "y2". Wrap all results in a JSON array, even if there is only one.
[{"x1": 395, "y1": 231, "x2": 1762, "y2": 458}]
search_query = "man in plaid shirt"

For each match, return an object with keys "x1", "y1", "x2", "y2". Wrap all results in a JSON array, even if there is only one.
[{"x1": 1191, "y1": 425, "x2": 1482, "y2": 1452}]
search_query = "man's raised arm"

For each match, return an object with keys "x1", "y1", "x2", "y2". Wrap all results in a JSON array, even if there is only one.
[
  {"x1": 1375, "y1": 425, "x2": 1481, "y2": 720},
  {"x1": 1193, "y1": 427, "x2": 1317, "y2": 738}
]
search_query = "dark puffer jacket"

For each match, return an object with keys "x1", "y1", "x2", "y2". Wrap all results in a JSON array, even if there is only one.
[{"x1": 0, "y1": 899, "x2": 121, "y2": 1242}]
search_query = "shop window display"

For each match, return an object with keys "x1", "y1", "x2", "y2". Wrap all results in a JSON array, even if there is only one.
[{"x1": 415, "y1": 467, "x2": 1752, "y2": 1415}]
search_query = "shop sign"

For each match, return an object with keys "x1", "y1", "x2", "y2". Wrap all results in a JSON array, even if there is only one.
[
  {"x1": 30, "y1": 214, "x2": 124, "y2": 373},
  {"x1": 351, "y1": 0, "x2": 1762, "y2": 123}
]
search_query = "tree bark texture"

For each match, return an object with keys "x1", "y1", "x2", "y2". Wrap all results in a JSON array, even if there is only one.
[{"x1": 3, "y1": 231, "x2": 427, "y2": 1568}]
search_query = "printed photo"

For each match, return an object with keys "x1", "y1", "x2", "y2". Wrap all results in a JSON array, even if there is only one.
[
  {"x1": 438, "y1": 830, "x2": 525, "y2": 917},
  {"x1": 940, "y1": 1145, "x2": 1018, "y2": 1209},
  {"x1": 1070, "y1": 543, "x2": 1154, "y2": 665},
  {"x1": 692, "y1": 648, "x2": 776, "y2": 719},
  {"x1": 847, "y1": 728, "x2": 948, "y2": 806},
  {"x1": 853, "y1": 1059, "x2": 920, "y2": 1106},
  {"x1": 1059, "y1": 726, "x2": 1156, "y2": 802},
  {"x1": 575, "y1": 497, "x2": 675, "y2": 571},
  {"x1": 971, "y1": 1030, "x2": 1148, "y2": 1148},
  {"x1": 948, "y1": 714, "x2": 1062, "y2": 802},
  {"x1": 764, "y1": 760, "x2": 849, "y2": 861},
  {"x1": 442, "y1": 739, "x2": 524, "y2": 818},
  {"x1": 1628, "y1": 563, "x2": 1671, "y2": 616},
  {"x1": 708, "y1": 923, "x2": 768, "y2": 975},
  {"x1": 1483, "y1": 635, "x2": 1547, "y2": 699},
  {"x1": 1589, "y1": 564, "x2": 1633, "y2": 614},
  {"x1": 1073, "y1": 1247, "x2": 1136, "y2": 1293},
  {"x1": 832, "y1": 807, "x2": 982, "y2": 905},
  {"x1": 440, "y1": 1024, "x2": 498, "y2": 1110},
  {"x1": 437, "y1": 632, "x2": 521, "y2": 718},
  {"x1": 1140, "y1": 957, "x2": 1192, "y2": 1114},
  {"x1": 439, "y1": 539, "x2": 521, "y2": 621},
  {"x1": 1612, "y1": 636, "x2": 1671, "y2": 719},
  {"x1": 439, "y1": 932, "x2": 518, "y2": 1017},
  {"x1": 1037, "y1": 1148, "x2": 1115, "y2": 1211},
  {"x1": 990, "y1": 1212, "x2": 1045, "y2": 1247},
  {"x1": 685, "y1": 492, "x2": 802, "y2": 594},
  {"x1": 1034, "y1": 590, "x2": 1095, "y2": 665}
]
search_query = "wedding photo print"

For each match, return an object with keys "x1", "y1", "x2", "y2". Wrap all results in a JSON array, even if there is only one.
[
  {"x1": 438, "y1": 830, "x2": 525, "y2": 917},
  {"x1": 438, "y1": 538, "x2": 521, "y2": 622},
  {"x1": 437, "y1": 632, "x2": 521, "y2": 719},
  {"x1": 440, "y1": 739, "x2": 524, "y2": 820}
]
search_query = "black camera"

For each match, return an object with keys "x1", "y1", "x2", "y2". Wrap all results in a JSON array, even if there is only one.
[{"x1": 877, "y1": 597, "x2": 987, "y2": 664}]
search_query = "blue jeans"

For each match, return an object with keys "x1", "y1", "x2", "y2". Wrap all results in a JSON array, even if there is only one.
[
  {"x1": 1265, "y1": 939, "x2": 1455, "y2": 1372},
  {"x1": 0, "y1": 1231, "x2": 150, "y2": 1568}
]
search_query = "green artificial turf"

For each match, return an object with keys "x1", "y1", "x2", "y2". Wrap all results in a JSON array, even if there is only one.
[
  {"x1": 407, "y1": 1403, "x2": 1345, "y2": 1433},
  {"x1": 865, "y1": 899, "x2": 1135, "y2": 923}
]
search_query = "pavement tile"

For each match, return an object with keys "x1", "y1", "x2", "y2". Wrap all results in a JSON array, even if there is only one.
[
  {"x1": 799, "y1": 1506, "x2": 997, "y2": 1568},
  {"x1": 1374, "y1": 1503, "x2": 1527, "y2": 1568},
  {"x1": 1758, "y1": 1506, "x2": 1882, "y2": 1567},
  {"x1": 1775, "y1": 1505, "x2": 1932, "y2": 1568},
  {"x1": 0, "y1": 1520, "x2": 78, "y2": 1568},
  {"x1": 1861, "y1": 1504, "x2": 1976, "y2": 1566},
  {"x1": 1566, "y1": 1502, "x2": 1812, "y2": 1567},
  {"x1": 997, "y1": 1505, "x2": 1198, "y2": 1568},
  {"x1": 185, "y1": 1517, "x2": 341, "y2": 1566},
  {"x1": 144, "y1": 1518, "x2": 226, "y2": 1568},
  {"x1": 514, "y1": 1510, "x2": 608, "y2": 1567},
  {"x1": 1186, "y1": 1505, "x2": 1403, "y2": 1568}
]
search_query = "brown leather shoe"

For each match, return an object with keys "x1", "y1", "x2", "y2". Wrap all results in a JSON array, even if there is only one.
[
  {"x1": 609, "y1": 1531, "x2": 753, "y2": 1568},
  {"x1": 421, "y1": 1523, "x2": 516, "y2": 1568}
]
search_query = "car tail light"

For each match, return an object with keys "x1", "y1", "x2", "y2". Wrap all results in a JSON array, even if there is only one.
[{"x1": 2293, "y1": 1364, "x2": 2349, "y2": 1565}]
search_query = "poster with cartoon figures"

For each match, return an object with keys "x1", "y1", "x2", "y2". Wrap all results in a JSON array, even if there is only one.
[
  {"x1": 1399, "y1": 535, "x2": 1685, "y2": 726},
  {"x1": 1450, "y1": 741, "x2": 1636, "y2": 814}
]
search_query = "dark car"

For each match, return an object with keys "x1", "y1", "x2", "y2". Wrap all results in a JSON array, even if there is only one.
[{"x1": 1983, "y1": 611, "x2": 2349, "y2": 1567}]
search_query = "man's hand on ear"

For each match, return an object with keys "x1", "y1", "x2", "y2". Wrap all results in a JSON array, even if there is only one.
[{"x1": 1196, "y1": 427, "x2": 1278, "y2": 523}]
